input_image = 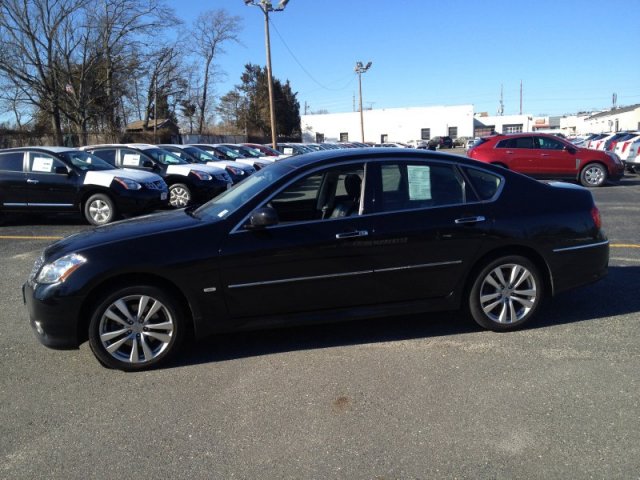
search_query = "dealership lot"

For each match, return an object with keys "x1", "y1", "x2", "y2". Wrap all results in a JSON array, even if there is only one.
[{"x1": 1, "y1": 173, "x2": 639, "y2": 478}]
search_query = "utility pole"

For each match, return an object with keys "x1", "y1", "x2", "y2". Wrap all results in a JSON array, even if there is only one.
[
  {"x1": 244, "y1": 1, "x2": 290, "y2": 149},
  {"x1": 355, "y1": 61, "x2": 372, "y2": 143},
  {"x1": 520, "y1": 80, "x2": 523, "y2": 115}
]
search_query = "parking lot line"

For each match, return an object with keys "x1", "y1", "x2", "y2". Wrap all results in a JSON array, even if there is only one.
[
  {"x1": 0, "y1": 235, "x2": 64, "y2": 240},
  {"x1": 611, "y1": 244, "x2": 640, "y2": 249}
]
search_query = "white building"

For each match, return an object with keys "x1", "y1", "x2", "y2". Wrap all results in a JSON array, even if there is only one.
[
  {"x1": 300, "y1": 103, "x2": 640, "y2": 144},
  {"x1": 301, "y1": 104, "x2": 474, "y2": 144}
]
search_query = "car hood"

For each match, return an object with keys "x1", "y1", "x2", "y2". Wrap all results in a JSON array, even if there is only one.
[
  {"x1": 83, "y1": 168, "x2": 162, "y2": 187},
  {"x1": 206, "y1": 160, "x2": 252, "y2": 171},
  {"x1": 44, "y1": 209, "x2": 202, "y2": 261}
]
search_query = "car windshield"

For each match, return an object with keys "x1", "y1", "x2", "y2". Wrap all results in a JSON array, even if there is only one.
[
  {"x1": 184, "y1": 147, "x2": 219, "y2": 163},
  {"x1": 58, "y1": 151, "x2": 115, "y2": 171},
  {"x1": 143, "y1": 148, "x2": 189, "y2": 165},
  {"x1": 236, "y1": 145, "x2": 262, "y2": 158},
  {"x1": 215, "y1": 145, "x2": 245, "y2": 159},
  {"x1": 194, "y1": 162, "x2": 293, "y2": 221}
]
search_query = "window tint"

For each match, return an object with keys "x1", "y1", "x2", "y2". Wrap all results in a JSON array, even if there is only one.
[
  {"x1": 28, "y1": 153, "x2": 65, "y2": 173},
  {"x1": 496, "y1": 137, "x2": 533, "y2": 149},
  {"x1": 535, "y1": 136, "x2": 565, "y2": 150},
  {"x1": 0, "y1": 152, "x2": 24, "y2": 171},
  {"x1": 378, "y1": 162, "x2": 465, "y2": 212},
  {"x1": 464, "y1": 168, "x2": 502, "y2": 201}
]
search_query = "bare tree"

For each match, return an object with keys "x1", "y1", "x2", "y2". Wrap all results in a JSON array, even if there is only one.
[
  {"x1": 0, "y1": 0, "x2": 91, "y2": 144},
  {"x1": 192, "y1": 9, "x2": 242, "y2": 134}
]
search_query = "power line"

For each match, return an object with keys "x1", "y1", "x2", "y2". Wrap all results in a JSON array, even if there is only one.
[{"x1": 268, "y1": 17, "x2": 356, "y2": 92}]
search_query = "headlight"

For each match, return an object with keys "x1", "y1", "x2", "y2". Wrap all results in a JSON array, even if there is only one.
[
  {"x1": 226, "y1": 166, "x2": 243, "y2": 176},
  {"x1": 36, "y1": 253, "x2": 87, "y2": 284},
  {"x1": 113, "y1": 177, "x2": 142, "y2": 190},
  {"x1": 191, "y1": 170, "x2": 212, "y2": 181}
]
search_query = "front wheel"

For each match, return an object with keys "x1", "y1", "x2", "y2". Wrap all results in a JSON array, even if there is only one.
[
  {"x1": 88, "y1": 285, "x2": 185, "y2": 371},
  {"x1": 84, "y1": 193, "x2": 116, "y2": 225},
  {"x1": 579, "y1": 163, "x2": 607, "y2": 187},
  {"x1": 468, "y1": 255, "x2": 543, "y2": 331},
  {"x1": 169, "y1": 183, "x2": 192, "y2": 208}
]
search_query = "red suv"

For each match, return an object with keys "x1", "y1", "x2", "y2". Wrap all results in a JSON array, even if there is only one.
[{"x1": 467, "y1": 133, "x2": 624, "y2": 187}]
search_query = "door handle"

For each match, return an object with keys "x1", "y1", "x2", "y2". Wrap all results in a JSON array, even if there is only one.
[
  {"x1": 455, "y1": 216, "x2": 486, "y2": 225},
  {"x1": 541, "y1": 153, "x2": 551, "y2": 157},
  {"x1": 336, "y1": 230, "x2": 369, "y2": 239},
  {"x1": 505, "y1": 150, "x2": 514, "y2": 154},
  {"x1": 26, "y1": 179, "x2": 39, "y2": 184}
]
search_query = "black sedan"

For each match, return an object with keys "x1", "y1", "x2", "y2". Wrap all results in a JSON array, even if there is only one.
[{"x1": 23, "y1": 148, "x2": 609, "y2": 370}]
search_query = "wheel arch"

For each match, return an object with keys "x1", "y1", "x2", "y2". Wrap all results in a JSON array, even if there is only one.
[
  {"x1": 463, "y1": 245, "x2": 554, "y2": 301},
  {"x1": 577, "y1": 160, "x2": 608, "y2": 181},
  {"x1": 76, "y1": 272, "x2": 196, "y2": 344}
]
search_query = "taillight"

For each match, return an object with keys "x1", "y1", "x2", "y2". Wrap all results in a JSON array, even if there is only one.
[
  {"x1": 622, "y1": 142, "x2": 630, "y2": 153},
  {"x1": 591, "y1": 206, "x2": 602, "y2": 230}
]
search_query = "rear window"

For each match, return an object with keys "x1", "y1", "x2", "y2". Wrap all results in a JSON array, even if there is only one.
[{"x1": 0, "y1": 152, "x2": 24, "y2": 171}]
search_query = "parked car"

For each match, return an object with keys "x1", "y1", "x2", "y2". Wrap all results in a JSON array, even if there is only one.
[
  {"x1": 80, "y1": 144, "x2": 229, "y2": 207},
  {"x1": 217, "y1": 144, "x2": 274, "y2": 170},
  {"x1": 242, "y1": 143, "x2": 285, "y2": 158},
  {"x1": 0, "y1": 146, "x2": 167, "y2": 225},
  {"x1": 275, "y1": 143, "x2": 314, "y2": 156},
  {"x1": 622, "y1": 138, "x2": 640, "y2": 173},
  {"x1": 188, "y1": 144, "x2": 257, "y2": 178},
  {"x1": 467, "y1": 133, "x2": 624, "y2": 187},
  {"x1": 24, "y1": 147, "x2": 609, "y2": 371},
  {"x1": 157, "y1": 144, "x2": 241, "y2": 184},
  {"x1": 428, "y1": 136, "x2": 454, "y2": 149}
]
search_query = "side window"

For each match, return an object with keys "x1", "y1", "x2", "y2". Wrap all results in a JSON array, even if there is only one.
[
  {"x1": 496, "y1": 138, "x2": 515, "y2": 148},
  {"x1": 268, "y1": 164, "x2": 365, "y2": 223},
  {"x1": 514, "y1": 137, "x2": 534, "y2": 149},
  {"x1": 120, "y1": 149, "x2": 144, "y2": 167},
  {"x1": 0, "y1": 152, "x2": 24, "y2": 172},
  {"x1": 464, "y1": 168, "x2": 502, "y2": 201},
  {"x1": 92, "y1": 149, "x2": 117, "y2": 166},
  {"x1": 378, "y1": 162, "x2": 465, "y2": 212},
  {"x1": 28, "y1": 153, "x2": 65, "y2": 173},
  {"x1": 536, "y1": 137, "x2": 564, "y2": 150}
]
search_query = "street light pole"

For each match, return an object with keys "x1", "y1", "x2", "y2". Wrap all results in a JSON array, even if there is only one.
[
  {"x1": 355, "y1": 61, "x2": 372, "y2": 143},
  {"x1": 244, "y1": 0, "x2": 290, "y2": 150}
]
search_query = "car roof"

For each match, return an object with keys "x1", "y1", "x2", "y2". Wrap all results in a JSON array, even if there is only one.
[
  {"x1": 1, "y1": 146, "x2": 76, "y2": 154},
  {"x1": 275, "y1": 146, "x2": 486, "y2": 171}
]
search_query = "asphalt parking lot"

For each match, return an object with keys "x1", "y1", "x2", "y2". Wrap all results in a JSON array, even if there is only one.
[{"x1": 1, "y1": 171, "x2": 639, "y2": 479}]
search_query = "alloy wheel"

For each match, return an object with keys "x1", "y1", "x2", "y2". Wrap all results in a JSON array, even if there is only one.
[
  {"x1": 479, "y1": 263, "x2": 537, "y2": 324},
  {"x1": 97, "y1": 294, "x2": 175, "y2": 365}
]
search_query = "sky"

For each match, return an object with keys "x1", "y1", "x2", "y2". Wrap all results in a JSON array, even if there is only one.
[{"x1": 167, "y1": 0, "x2": 639, "y2": 118}]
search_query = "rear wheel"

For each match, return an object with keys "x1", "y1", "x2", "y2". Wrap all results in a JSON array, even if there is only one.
[
  {"x1": 579, "y1": 163, "x2": 607, "y2": 187},
  {"x1": 469, "y1": 255, "x2": 543, "y2": 331},
  {"x1": 169, "y1": 183, "x2": 191, "y2": 208},
  {"x1": 88, "y1": 285, "x2": 185, "y2": 371},
  {"x1": 84, "y1": 193, "x2": 116, "y2": 225}
]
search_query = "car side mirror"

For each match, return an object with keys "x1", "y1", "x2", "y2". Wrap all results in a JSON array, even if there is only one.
[
  {"x1": 54, "y1": 165, "x2": 70, "y2": 175},
  {"x1": 565, "y1": 146, "x2": 577, "y2": 154},
  {"x1": 142, "y1": 159, "x2": 154, "y2": 168},
  {"x1": 246, "y1": 206, "x2": 279, "y2": 229}
]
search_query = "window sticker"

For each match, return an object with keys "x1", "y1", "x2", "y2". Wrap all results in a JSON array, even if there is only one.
[
  {"x1": 32, "y1": 157, "x2": 54, "y2": 173},
  {"x1": 407, "y1": 165, "x2": 432, "y2": 200},
  {"x1": 122, "y1": 153, "x2": 141, "y2": 166},
  {"x1": 283, "y1": 148, "x2": 294, "y2": 155}
]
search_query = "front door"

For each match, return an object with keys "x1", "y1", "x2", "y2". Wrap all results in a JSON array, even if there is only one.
[
  {"x1": 219, "y1": 162, "x2": 379, "y2": 318},
  {"x1": 26, "y1": 152, "x2": 78, "y2": 210}
]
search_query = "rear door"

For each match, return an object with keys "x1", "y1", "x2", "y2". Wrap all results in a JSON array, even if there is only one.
[
  {"x1": 0, "y1": 150, "x2": 28, "y2": 209},
  {"x1": 364, "y1": 160, "x2": 491, "y2": 303}
]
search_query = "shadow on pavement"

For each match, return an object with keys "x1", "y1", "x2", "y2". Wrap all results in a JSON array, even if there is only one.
[{"x1": 169, "y1": 265, "x2": 640, "y2": 369}]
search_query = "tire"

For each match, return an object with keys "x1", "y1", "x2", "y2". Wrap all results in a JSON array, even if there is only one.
[
  {"x1": 579, "y1": 163, "x2": 607, "y2": 187},
  {"x1": 468, "y1": 255, "x2": 543, "y2": 331},
  {"x1": 84, "y1": 193, "x2": 116, "y2": 225},
  {"x1": 169, "y1": 183, "x2": 191, "y2": 208},
  {"x1": 88, "y1": 285, "x2": 185, "y2": 371}
]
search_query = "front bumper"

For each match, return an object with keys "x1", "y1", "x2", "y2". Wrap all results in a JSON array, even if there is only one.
[
  {"x1": 23, "y1": 281, "x2": 83, "y2": 349},
  {"x1": 113, "y1": 187, "x2": 169, "y2": 214}
]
